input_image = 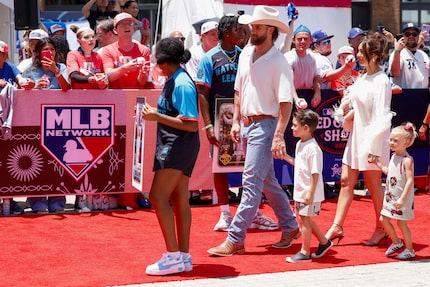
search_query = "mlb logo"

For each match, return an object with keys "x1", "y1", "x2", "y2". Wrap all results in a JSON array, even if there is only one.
[{"x1": 41, "y1": 105, "x2": 115, "y2": 180}]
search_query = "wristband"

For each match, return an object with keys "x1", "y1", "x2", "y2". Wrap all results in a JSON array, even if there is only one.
[
  {"x1": 394, "y1": 49, "x2": 401, "y2": 53},
  {"x1": 202, "y1": 123, "x2": 213, "y2": 130}
]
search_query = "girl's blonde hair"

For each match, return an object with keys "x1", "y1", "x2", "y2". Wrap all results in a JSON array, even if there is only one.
[{"x1": 391, "y1": 122, "x2": 417, "y2": 147}]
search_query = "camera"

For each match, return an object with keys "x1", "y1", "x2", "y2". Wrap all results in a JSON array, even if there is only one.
[{"x1": 376, "y1": 25, "x2": 384, "y2": 33}]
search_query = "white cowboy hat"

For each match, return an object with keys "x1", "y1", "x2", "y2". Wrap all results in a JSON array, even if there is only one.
[{"x1": 238, "y1": 5, "x2": 289, "y2": 34}]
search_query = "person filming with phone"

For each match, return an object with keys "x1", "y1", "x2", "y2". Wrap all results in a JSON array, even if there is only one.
[
  {"x1": 21, "y1": 37, "x2": 70, "y2": 92},
  {"x1": 389, "y1": 22, "x2": 430, "y2": 89}
]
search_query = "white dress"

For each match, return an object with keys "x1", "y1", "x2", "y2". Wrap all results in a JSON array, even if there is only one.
[
  {"x1": 342, "y1": 70, "x2": 392, "y2": 170},
  {"x1": 380, "y1": 154, "x2": 414, "y2": 220}
]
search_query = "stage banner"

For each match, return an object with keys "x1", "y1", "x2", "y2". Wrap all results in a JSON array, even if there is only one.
[{"x1": 212, "y1": 98, "x2": 245, "y2": 173}]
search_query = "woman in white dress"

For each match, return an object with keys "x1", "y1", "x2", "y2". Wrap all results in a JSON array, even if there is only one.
[{"x1": 325, "y1": 33, "x2": 393, "y2": 246}]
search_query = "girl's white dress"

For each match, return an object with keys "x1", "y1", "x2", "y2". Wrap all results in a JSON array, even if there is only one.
[{"x1": 380, "y1": 154, "x2": 415, "y2": 220}]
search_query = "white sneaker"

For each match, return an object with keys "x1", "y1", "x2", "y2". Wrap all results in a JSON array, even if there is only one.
[
  {"x1": 77, "y1": 196, "x2": 91, "y2": 213},
  {"x1": 181, "y1": 253, "x2": 193, "y2": 272},
  {"x1": 250, "y1": 210, "x2": 278, "y2": 230},
  {"x1": 396, "y1": 249, "x2": 415, "y2": 260},
  {"x1": 385, "y1": 240, "x2": 404, "y2": 256},
  {"x1": 213, "y1": 212, "x2": 232, "y2": 231},
  {"x1": 146, "y1": 253, "x2": 185, "y2": 276}
]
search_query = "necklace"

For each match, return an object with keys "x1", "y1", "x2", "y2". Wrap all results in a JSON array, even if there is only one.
[{"x1": 220, "y1": 46, "x2": 238, "y2": 63}]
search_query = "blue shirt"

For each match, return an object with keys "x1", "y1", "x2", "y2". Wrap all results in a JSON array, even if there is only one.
[
  {"x1": 0, "y1": 61, "x2": 21, "y2": 84},
  {"x1": 196, "y1": 45, "x2": 241, "y2": 121}
]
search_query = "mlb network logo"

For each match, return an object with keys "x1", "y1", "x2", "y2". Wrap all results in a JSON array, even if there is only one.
[{"x1": 41, "y1": 105, "x2": 115, "y2": 180}]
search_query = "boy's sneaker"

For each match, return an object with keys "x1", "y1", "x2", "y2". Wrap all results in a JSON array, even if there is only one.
[
  {"x1": 286, "y1": 252, "x2": 312, "y2": 263},
  {"x1": 250, "y1": 210, "x2": 278, "y2": 230},
  {"x1": 182, "y1": 253, "x2": 193, "y2": 272},
  {"x1": 396, "y1": 249, "x2": 415, "y2": 260},
  {"x1": 385, "y1": 240, "x2": 404, "y2": 256},
  {"x1": 213, "y1": 211, "x2": 232, "y2": 231},
  {"x1": 146, "y1": 253, "x2": 185, "y2": 276},
  {"x1": 311, "y1": 240, "x2": 333, "y2": 258}
]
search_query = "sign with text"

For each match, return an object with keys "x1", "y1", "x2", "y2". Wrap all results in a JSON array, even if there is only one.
[{"x1": 41, "y1": 105, "x2": 115, "y2": 181}]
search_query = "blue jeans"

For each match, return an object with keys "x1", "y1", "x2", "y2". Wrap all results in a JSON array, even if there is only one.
[
  {"x1": 27, "y1": 196, "x2": 66, "y2": 213},
  {"x1": 227, "y1": 118, "x2": 298, "y2": 245}
]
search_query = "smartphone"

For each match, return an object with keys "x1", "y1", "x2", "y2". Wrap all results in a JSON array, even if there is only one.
[
  {"x1": 395, "y1": 33, "x2": 403, "y2": 41},
  {"x1": 41, "y1": 50, "x2": 52, "y2": 60}
]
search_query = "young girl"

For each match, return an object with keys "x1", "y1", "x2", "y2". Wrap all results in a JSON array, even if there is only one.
[
  {"x1": 373, "y1": 122, "x2": 416, "y2": 260},
  {"x1": 143, "y1": 38, "x2": 199, "y2": 275}
]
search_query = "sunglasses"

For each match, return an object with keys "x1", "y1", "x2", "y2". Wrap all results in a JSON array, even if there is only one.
[
  {"x1": 404, "y1": 31, "x2": 418, "y2": 37},
  {"x1": 320, "y1": 39, "x2": 331, "y2": 45}
]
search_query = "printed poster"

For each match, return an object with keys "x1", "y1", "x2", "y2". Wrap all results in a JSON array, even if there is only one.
[
  {"x1": 212, "y1": 98, "x2": 245, "y2": 173},
  {"x1": 132, "y1": 97, "x2": 146, "y2": 190}
]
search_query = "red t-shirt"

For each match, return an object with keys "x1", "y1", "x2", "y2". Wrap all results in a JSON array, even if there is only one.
[
  {"x1": 331, "y1": 70, "x2": 360, "y2": 96},
  {"x1": 66, "y1": 50, "x2": 104, "y2": 89},
  {"x1": 102, "y1": 42, "x2": 150, "y2": 89}
]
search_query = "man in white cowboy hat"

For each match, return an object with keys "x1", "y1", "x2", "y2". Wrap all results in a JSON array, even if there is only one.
[{"x1": 207, "y1": 5, "x2": 299, "y2": 257}]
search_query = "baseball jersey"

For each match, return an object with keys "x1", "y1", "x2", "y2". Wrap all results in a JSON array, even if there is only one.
[
  {"x1": 195, "y1": 44, "x2": 241, "y2": 122},
  {"x1": 153, "y1": 68, "x2": 200, "y2": 177},
  {"x1": 388, "y1": 48, "x2": 429, "y2": 88}
]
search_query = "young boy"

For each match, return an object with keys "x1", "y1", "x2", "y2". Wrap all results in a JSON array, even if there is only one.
[{"x1": 284, "y1": 110, "x2": 332, "y2": 263}]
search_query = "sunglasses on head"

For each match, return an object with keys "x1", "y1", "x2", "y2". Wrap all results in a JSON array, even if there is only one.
[
  {"x1": 320, "y1": 39, "x2": 331, "y2": 45},
  {"x1": 404, "y1": 31, "x2": 418, "y2": 37}
]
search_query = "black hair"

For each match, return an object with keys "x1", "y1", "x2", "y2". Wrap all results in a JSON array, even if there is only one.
[
  {"x1": 50, "y1": 35, "x2": 70, "y2": 64},
  {"x1": 122, "y1": 0, "x2": 137, "y2": 10},
  {"x1": 33, "y1": 37, "x2": 58, "y2": 67},
  {"x1": 272, "y1": 26, "x2": 279, "y2": 42},
  {"x1": 218, "y1": 14, "x2": 239, "y2": 41},
  {"x1": 156, "y1": 37, "x2": 191, "y2": 65},
  {"x1": 293, "y1": 109, "x2": 319, "y2": 133}
]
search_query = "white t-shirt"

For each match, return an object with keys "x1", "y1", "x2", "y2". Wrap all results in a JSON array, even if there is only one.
[
  {"x1": 284, "y1": 48, "x2": 318, "y2": 89},
  {"x1": 234, "y1": 45, "x2": 294, "y2": 117},
  {"x1": 314, "y1": 52, "x2": 333, "y2": 89},
  {"x1": 185, "y1": 44, "x2": 204, "y2": 81},
  {"x1": 293, "y1": 138, "x2": 325, "y2": 203},
  {"x1": 17, "y1": 58, "x2": 33, "y2": 73},
  {"x1": 388, "y1": 48, "x2": 429, "y2": 88}
]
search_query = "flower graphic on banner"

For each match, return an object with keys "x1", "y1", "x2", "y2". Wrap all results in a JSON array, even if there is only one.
[{"x1": 7, "y1": 144, "x2": 43, "y2": 182}]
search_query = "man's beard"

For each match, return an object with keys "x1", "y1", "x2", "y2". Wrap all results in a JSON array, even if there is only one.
[
  {"x1": 405, "y1": 41, "x2": 418, "y2": 49},
  {"x1": 250, "y1": 33, "x2": 267, "y2": 46}
]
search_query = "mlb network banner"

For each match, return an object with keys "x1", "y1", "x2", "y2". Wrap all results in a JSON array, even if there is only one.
[
  {"x1": 0, "y1": 89, "x2": 213, "y2": 198},
  {"x1": 41, "y1": 105, "x2": 115, "y2": 181}
]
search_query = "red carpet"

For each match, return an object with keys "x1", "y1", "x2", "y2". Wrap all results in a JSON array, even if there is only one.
[{"x1": 1, "y1": 192, "x2": 430, "y2": 287}]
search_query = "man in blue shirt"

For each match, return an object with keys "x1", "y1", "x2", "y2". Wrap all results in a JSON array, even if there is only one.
[{"x1": 0, "y1": 41, "x2": 23, "y2": 88}]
